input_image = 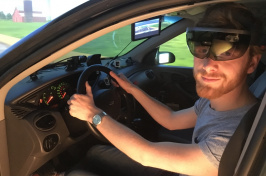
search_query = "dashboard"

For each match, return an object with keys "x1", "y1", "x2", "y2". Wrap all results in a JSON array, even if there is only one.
[
  {"x1": 4, "y1": 62, "x2": 156, "y2": 176},
  {"x1": 6, "y1": 69, "x2": 79, "y2": 106},
  {"x1": 3, "y1": 67, "x2": 87, "y2": 176},
  {"x1": 6, "y1": 67, "x2": 103, "y2": 110},
  {"x1": 5, "y1": 64, "x2": 120, "y2": 141},
  {"x1": 6, "y1": 68, "x2": 87, "y2": 134},
  {"x1": 5, "y1": 65, "x2": 112, "y2": 137}
]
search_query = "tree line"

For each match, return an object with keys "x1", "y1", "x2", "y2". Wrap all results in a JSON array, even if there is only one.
[{"x1": 0, "y1": 11, "x2": 12, "y2": 20}]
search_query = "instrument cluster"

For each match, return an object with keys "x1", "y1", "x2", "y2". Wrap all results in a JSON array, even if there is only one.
[{"x1": 39, "y1": 81, "x2": 75, "y2": 108}]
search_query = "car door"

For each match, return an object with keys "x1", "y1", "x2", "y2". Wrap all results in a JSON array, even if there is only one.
[{"x1": 0, "y1": 1, "x2": 201, "y2": 175}]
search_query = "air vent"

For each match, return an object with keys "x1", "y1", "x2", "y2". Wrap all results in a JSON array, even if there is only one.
[
  {"x1": 34, "y1": 114, "x2": 56, "y2": 131},
  {"x1": 43, "y1": 134, "x2": 59, "y2": 152},
  {"x1": 11, "y1": 107, "x2": 32, "y2": 119},
  {"x1": 145, "y1": 70, "x2": 155, "y2": 80}
]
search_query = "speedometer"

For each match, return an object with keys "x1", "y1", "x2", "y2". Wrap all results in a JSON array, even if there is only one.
[{"x1": 42, "y1": 85, "x2": 57, "y2": 106}]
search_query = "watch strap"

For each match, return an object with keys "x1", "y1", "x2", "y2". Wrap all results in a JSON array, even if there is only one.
[{"x1": 98, "y1": 111, "x2": 107, "y2": 118}]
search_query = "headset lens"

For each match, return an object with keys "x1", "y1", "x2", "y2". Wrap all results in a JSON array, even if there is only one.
[{"x1": 186, "y1": 27, "x2": 251, "y2": 61}]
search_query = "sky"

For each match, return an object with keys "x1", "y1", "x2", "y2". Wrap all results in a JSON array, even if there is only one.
[{"x1": 0, "y1": 0, "x2": 88, "y2": 20}]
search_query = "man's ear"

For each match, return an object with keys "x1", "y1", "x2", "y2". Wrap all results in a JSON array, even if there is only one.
[{"x1": 247, "y1": 54, "x2": 261, "y2": 74}]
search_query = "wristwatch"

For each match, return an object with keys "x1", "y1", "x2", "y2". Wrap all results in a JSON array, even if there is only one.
[{"x1": 92, "y1": 111, "x2": 107, "y2": 126}]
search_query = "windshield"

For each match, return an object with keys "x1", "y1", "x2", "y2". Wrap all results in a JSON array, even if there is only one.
[
  {"x1": 0, "y1": 0, "x2": 183, "y2": 61},
  {"x1": 57, "y1": 15, "x2": 183, "y2": 61},
  {"x1": 0, "y1": 0, "x2": 88, "y2": 54}
]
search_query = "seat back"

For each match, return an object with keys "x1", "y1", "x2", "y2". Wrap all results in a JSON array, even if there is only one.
[
  {"x1": 218, "y1": 102, "x2": 260, "y2": 176},
  {"x1": 249, "y1": 71, "x2": 266, "y2": 99},
  {"x1": 218, "y1": 69, "x2": 266, "y2": 176}
]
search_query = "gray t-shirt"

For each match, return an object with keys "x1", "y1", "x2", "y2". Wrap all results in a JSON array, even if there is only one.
[
  {"x1": 180, "y1": 98, "x2": 256, "y2": 176},
  {"x1": 193, "y1": 98, "x2": 256, "y2": 167}
]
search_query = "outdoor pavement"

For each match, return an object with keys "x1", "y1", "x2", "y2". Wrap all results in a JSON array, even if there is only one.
[
  {"x1": 0, "y1": 34, "x2": 20, "y2": 54},
  {"x1": 0, "y1": 42, "x2": 9, "y2": 54}
]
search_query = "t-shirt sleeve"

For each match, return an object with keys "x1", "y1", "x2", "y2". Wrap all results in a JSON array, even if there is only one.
[
  {"x1": 194, "y1": 98, "x2": 201, "y2": 115},
  {"x1": 198, "y1": 132, "x2": 230, "y2": 168},
  {"x1": 194, "y1": 98, "x2": 208, "y2": 115}
]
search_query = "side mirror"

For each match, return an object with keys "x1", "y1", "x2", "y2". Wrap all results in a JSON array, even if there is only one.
[{"x1": 157, "y1": 52, "x2": 175, "y2": 64}]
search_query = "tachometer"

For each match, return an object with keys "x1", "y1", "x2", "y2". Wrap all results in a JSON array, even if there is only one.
[{"x1": 57, "y1": 82, "x2": 72, "y2": 100}]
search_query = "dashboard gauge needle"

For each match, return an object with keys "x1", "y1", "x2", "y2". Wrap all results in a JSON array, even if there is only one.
[
  {"x1": 62, "y1": 92, "x2": 66, "y2": 99},
  {"x1": 47, "y1": 96, "x2": 54, "y2": 104}
]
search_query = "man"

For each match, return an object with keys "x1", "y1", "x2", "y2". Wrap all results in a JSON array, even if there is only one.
[{"x1": 66, "y1": 2, "x2": 263, "y2": 176}]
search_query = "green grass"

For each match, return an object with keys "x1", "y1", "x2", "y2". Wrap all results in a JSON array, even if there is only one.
[
  {"x1": 160, "y1": 33, "x2": 194, "y2": 67},
  {"x1": 0, "y1": 20, "x2": 46, "y2": 38},
  {"x1": 74, "y1": 25, "x2": 144, "y2": 57}
]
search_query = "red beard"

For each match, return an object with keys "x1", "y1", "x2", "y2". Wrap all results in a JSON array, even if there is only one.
[{"x1": 193, "y1": 68, "x2": 245, "y2": 99}]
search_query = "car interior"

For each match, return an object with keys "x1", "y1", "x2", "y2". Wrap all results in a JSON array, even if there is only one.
[{"x1": 0, "y1": 0, "x2": 265, "y2": 176}]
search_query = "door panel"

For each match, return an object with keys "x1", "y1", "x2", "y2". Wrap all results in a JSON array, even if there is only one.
[
  {"x1": 152, "y1": 66, "x2": 198, "y2": 110},
  {"x1": 128, "y1": 65, "x2": 197, "y2": 143}
]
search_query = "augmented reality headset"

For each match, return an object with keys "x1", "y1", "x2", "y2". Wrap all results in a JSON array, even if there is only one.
[{"x1": 186, "y1": 27, "x2": 251, "y2": 61}]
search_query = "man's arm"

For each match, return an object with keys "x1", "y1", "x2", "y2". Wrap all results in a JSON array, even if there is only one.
[
  {"x1": 67, "y1": 83, "x2": 217, "y2": 175},
  {"x1": 110, "y1": 71, "x2": 197, "y2": 130},
  {"x1": 97, "y1": 115, "x2": 217, "y2": 176}
]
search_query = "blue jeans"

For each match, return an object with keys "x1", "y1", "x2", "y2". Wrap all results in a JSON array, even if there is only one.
[{"x1": 65, "y1": 145, "x2": 179, "y2": 176}]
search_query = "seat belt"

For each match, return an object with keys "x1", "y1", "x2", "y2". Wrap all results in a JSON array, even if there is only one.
[{"x1": 218, "y1": 102, "x2": 261, "y2": 176}]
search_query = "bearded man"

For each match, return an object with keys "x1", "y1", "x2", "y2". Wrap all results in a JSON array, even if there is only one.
[{"x1": 66, "y1": 2, "x2": 263, "y2": 176}]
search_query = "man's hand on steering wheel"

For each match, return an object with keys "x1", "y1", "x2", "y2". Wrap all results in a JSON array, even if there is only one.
[
  {"x1": 67, "y1": 65, "x2": 135, "y2": 142},
  {"x1": 68, "y1": 82, "x2": 102, "y2": 123},
  {"x1": 110, "y1": 71, "x2": 137, "y2": 94}
]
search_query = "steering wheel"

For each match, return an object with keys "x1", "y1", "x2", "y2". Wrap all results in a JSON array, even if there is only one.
[{"x1": 77, "y1": 65, "x2": 134, "y2": 142}]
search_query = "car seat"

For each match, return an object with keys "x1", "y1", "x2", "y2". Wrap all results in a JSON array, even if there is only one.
[{"x1": 218, "y1": 56, "x2": 266, "y2": 176}]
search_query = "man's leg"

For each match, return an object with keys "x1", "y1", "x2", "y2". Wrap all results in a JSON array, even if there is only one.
[
  {"x1": 85, "y1": 145, "x2": 164, "y2": 176},
  {"x1": 64, "y1": 145, "x2": 179, "y2": 176}
]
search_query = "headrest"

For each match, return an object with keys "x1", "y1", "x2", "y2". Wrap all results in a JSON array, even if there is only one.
[{"x1": 250, "y1": 71, "x2": 266, "y2": 99}]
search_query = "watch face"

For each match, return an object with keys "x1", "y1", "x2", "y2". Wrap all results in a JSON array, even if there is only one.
[{"x1": 93, "y1": 115, "x2": 101, "y2": 126}]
